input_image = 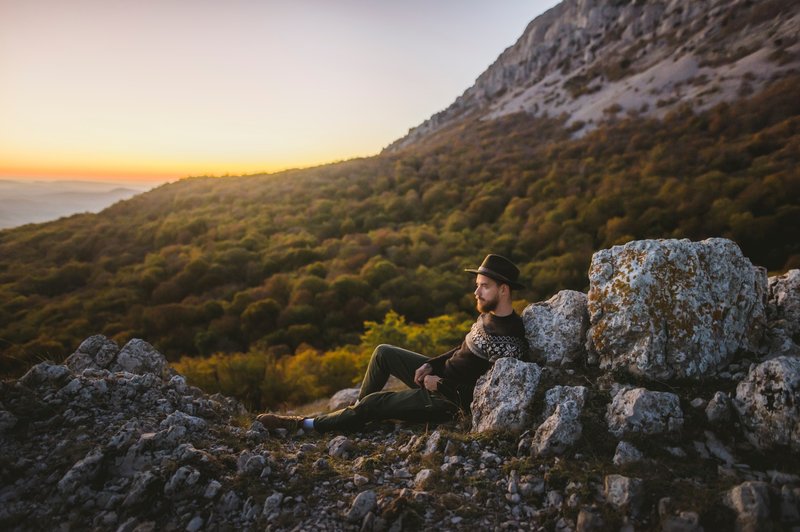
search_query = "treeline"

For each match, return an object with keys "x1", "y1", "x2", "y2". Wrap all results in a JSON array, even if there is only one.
[
  {"x1": 172, "y1": 310, "x2": 472, "y2": 411},
  {"x1": 0, "y1": 75, "x2": 798, "y2": 377}
]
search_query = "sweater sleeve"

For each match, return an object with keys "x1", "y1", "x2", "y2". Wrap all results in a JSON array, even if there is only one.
[{"x1": 426, "y1": 346, "x2": 458, "y2": 374}]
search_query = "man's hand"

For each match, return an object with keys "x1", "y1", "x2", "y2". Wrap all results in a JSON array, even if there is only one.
[
  {"x1": 423, "y1": 375, "x2": 442, "y2": 392},
  {"x1": 414, "y1": 363, "x2": 432, "y2": 387}
]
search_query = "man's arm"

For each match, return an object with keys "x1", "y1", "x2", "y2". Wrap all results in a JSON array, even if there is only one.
[{"x1": 426, "y1": 346, "x2": 458, "y2": 374}]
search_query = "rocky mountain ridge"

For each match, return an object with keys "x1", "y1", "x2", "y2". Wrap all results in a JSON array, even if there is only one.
[
  {"x1": 388, "y1": 0, "x2": 800, "y2": 151},
  {"x1": 1, "y1": 238, "x2": 798, "y2": 530}
]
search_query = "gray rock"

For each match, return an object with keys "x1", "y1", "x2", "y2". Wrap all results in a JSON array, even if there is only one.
[
  {"x1": 204, "y1": 480, "x2": 222, "y2": 500},
  {"x1": 522, "y1": 290, "x2": 589, "y2": 366},
  {"x1": 613, "y1": 441, "x2": 644, "y2": 466},
  {"x1": 705, "y1": 391, "x2": 732, "y2": 424},
  {"x1": 57, "y1": 447, "x2": 104, "y2": 494},
  {"x1": 586, "y1": 238, "x2": 767, "y2": 379},
  {"x1": 531, "y1": 400, "x2": 583, "y2": 457},
  {"x1": 0, "y1": 409, "x2": 17, "y2": 432},
  {"x1": 328, "y1": 387, "x2": 360, "y2": 411},
  {"x1": 19, "y1": 362, "x2": 72, "y2": 388},
  {"x1": 414, "y1": 469, "x2": 435, "y2": 489},
  {"x1": 576, "y1": 507, "x2": 605, "y2": 531},
  {"x1": 115, "y1": 339, "x2": 168, "y2": 378},
  {"x1": 704, "y1": 431, "x2": 735, "y2": 465},
  {"x1": 661, "y1": 511, "x2": 702, "y2": 532},
  {"x1": 262, "y1": 491, "x2": 283, "y2": 517},
  {"x1": 471, "y1": 357, "x2": 542, "y2": 433},
  {"x1": 604, "y1": 474, "x2": 644, "y2": 513},
  {"x1": 327, "y1": 435, "x2": 356, "y2": 458},
  {"x1": 345, "y1": 489, "x2": 377, "y2": 523},
  {"x1": 768, "y1": 270, "x2": 800, "y2": 330},
  {"x1": 542, "y1": 385, "x2": 588, "y2": 420},
  {"x1": 724, "y1": 481, "x2": 771, "y2": 532},
  {"x1": 164, "y1": 466, "x2": 201, "y2": 498},
  {"x1": 734, "y1": 356, "x2": 800, "y2": 451},
  {"x1": 606, "y1": 387, "x2": 683, "y2": 438},
  {"x1": 421, "y1": 430, "x2": 443, "y2": 458},
  {"x1": 185, "y1": 515, "x2": 203, "y2": 532},
  {"x1": 65, "y1": 335, "x2": 120, "y2": 372}
]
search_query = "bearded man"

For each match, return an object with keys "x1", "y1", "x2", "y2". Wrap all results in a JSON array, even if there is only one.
[{"x1": 256, "y1": 254, "x2": 530, "y2": 433}]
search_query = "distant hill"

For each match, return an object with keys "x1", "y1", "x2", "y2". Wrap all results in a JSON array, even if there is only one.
[
  {"x1": 0, "y1": 0, "x2": 798, "y2": 376},
  {"x1": 0, "y1": 180, "x2": 152, "y2": 229}
]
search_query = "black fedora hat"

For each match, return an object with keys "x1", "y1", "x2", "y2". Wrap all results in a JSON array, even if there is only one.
[{"x1": 465, "y1": 254, "x2": 524, "y2": 290}]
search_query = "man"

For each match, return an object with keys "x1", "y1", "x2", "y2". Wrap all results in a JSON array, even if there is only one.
[{"x1": 256, "y1": 254, "x2": 530, "y2": 433}]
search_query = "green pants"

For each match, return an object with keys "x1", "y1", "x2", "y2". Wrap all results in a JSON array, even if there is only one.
[{"x1": 313, "y1": 344, "x2": 459, "y2": 432}]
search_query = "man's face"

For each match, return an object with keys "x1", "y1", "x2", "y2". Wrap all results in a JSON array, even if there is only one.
[{"x1": 474, "y1": 274, "x2": 501, "y2": 313}]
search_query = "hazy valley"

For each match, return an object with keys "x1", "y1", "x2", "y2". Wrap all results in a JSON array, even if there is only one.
[{"x1": 0, "y1": 180, "x2": 154, "y2": 229}]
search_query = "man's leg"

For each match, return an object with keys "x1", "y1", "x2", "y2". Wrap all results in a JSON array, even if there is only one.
[
  {"x1": 313, "y1": 388, "x2": 458, "y2": 433},
  {"x1": 359, "y1": 344, "x2": 429, "y2": 399}
]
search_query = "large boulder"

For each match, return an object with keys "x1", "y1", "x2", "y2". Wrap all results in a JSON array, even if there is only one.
[
  {"x1": 734, "y1": 356, "x2": 800, "y2": 452},
  {"x1": 522, "y1": 290, "x2": 589, "y2": 366},
  {"x1": 471, "y1": 357, "x2": 542, "y2": 433},
  {"x1": 764, "y1": 270, "x2": 800, "y2": 356},
  {"x1": 606, "y1": 387, "x2": 683, "y2": 438},
  {"x1": 586, "y1": 238, "x2": 767, "y2": 380}
]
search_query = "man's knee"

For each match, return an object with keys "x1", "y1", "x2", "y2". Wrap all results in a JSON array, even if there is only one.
[{"x1": 371, "y1": 344, "x2": 393, "y2": 366}]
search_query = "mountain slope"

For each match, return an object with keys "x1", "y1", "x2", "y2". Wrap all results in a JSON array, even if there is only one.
[
  {"x1": 1, "y1": 77, "x2": 798, "y2": 375},
  {"x1": 388, "y1": 0, "x2": 800, "y2": 151},
  {"x1": 0, "y1": 0, "x2": 798, "y2": 377}
]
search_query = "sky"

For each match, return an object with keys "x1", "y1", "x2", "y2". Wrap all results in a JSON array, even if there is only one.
[{"x1": 1, "y1": 0, "x2": 560, "y2": 184}]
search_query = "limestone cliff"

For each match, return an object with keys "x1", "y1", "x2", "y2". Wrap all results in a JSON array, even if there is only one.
[{"x1": 387, "y1": 0, "x2": 800, "y2": 151}]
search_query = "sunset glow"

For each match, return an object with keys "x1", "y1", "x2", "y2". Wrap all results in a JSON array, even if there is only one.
[{"x1": 1, "y1": 0, "x2": 560, "y2": 184}]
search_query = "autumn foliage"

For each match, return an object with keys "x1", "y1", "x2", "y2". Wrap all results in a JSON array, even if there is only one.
[{"x1": 1, "y1": 76, "x2": 798, "y2": 399}]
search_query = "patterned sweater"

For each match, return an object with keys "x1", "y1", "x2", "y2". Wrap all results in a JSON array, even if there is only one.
[{"x1": 427, "y1": 312, "x2": 529, "y2": 411}]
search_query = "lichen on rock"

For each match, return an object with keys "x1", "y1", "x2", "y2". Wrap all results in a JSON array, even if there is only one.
[{"x1": 586, "y1": 238, "x2": 767, "y2": 380}]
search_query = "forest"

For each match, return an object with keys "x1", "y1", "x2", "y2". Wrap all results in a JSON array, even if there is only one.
[{"x1": 0, "y1": 75, "x2": 798, "y2": 409}]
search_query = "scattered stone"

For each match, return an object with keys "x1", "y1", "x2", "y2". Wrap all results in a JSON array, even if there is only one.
[
  {"x1": 422, "y1": 430, "x2": 443, "y2": 457},
  {"x1": 576, "y1": 507, "x2": 605, "y2": 531},
  {"x1": 327, "y1": 435, "x2": 356, "y2": 458},
  {"x1": 414, "y1": 469, "x2": 435, "y2": 490},
  {"x1": 116, "y1": 339, "x2": 169, "y2": 378},
  {"x1": 690, "y1": 397, "x2": 706, "y2": 409},
  {"x1": 724, "y1": 481, "x2": 771, "y2": 532},
  {"x1": 613, "y1": 441, "x2": 644, "y2": 466},
  {"x1": 586, "y1": 238, "x2": 767, "y2": 379},
  {"x1": 64, "y1": 335, "x2": 120, "y2": 372},
  {"x1": 328, "y1": 387, "x2": 360, "y2": 411},
  {"x1": 345, "y1": 490, "x2": 377, "y2": 523},
  {"x1": 604, "y1": 474, "x2": 644, "y2": 514},
  {"x1": 353, "y1": 474, "x2": 369, "y2": 487},
  {"x1": 531, "y1": 400, "x2": 583, "y2": 457},
  {"x1": 262, "y1": 492, "x2": 283, "y2": 517},
  {"x1": 471, "y1": 357, "x2": 542, "y2": 433},
  {"x1": 606, "y1": 387, "x2": 683, "y2": 438},
  {"x1": 522, "y1": 290, "x2": 589, "y2": 366},
  {"x1": 704, "y1": 431, "x2": 735, "y2": 465},
  {"x1": 734, "y1": 356, "x2": 800, "y2": 451},
  {"x1": 765, "y1": 270, "x2": 800, "y2": 356},
  {"x1": 541, "y1": 385, "x2": 589, "y2": 420},
  {"x1": 705, "y1": 391, "x2": 732, "y2": 424}
]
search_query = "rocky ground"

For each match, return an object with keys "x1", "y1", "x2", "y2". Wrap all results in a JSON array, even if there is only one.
[
  {"x1": 1, "y1": 344, "x2": 798, "y2": 531},
  {"x1": 1, "y1": 238, "x2": 799, "y2": 531}
]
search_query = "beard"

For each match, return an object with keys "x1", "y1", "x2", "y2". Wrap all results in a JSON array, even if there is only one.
[{"x1": 476, "y1": 294, "x2": 498, "y2": 313}]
